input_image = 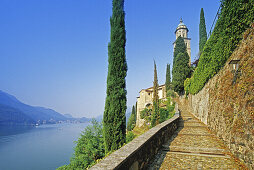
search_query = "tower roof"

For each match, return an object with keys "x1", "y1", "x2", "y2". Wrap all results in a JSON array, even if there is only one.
[
  {"x1": 178, "y1": 18, "x2": 185, "y2": 26},
  {"x1": 175, "y1": 18, "x2": 188, "y2": 33}
]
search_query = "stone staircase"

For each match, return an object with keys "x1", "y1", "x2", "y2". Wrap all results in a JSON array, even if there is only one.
[{"x1": 148, "y1": 104, "x2": 246, "y2": 169}]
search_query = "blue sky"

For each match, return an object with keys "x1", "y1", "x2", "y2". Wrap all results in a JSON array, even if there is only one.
[{"x1": 0, "y1": 0, "x2": 220, "y2": 118}]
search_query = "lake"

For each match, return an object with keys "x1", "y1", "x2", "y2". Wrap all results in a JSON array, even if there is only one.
[{"x1": 0, "y1": 123, "x2": 89, "y2": 170}]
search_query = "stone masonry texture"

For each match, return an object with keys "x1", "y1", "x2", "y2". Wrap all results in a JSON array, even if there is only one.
[
  {"x1": 148, "y1": 101, "x2": 247, "y2": 169},
  {"x1": 178, "y1": 26, "x2": 254, "y2": 169},
  {"x1": 89, "y1": 113, "x2": 179, "y2": 170}
]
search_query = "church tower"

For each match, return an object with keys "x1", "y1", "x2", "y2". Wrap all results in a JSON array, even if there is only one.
[{"x1": 173, "y1": 18, "x2": 191, "y2": 65}]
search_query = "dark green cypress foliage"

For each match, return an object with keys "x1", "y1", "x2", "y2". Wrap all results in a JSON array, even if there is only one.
[
  {"x1": 199, "y1": 8, "x2": 207, "y2": 54},
  {"x1": 151, "y1": 61, "x2": 160, "y2": 127},
  {"x1": 127, "y1": 105, "x2": 136, "y2": 131},
  {"x1": 165, "y1": 64, "x2": 171, "y2": 93},
  {"x1": 133, "y1": 105, "x2": 136, "y2": 124},
  {"x1": 103, "y1": 0, "x2": 127, "y2": 153},
  {"x1": 172, "y1": 36, "x2": 191, "y2": 94}
]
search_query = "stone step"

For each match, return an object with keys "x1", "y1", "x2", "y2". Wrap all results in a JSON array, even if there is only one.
[
  {"x1": 183, "y1": 125, "x2": 207, "y2": 128},
  {"x1": 165, "y1": 151, "x2": 230, "y2": 158},
  {"x1": 177, "y1": 133, "x2": 214, "y2": 136},
  {"x1": 166, "y1": 146, "x2": 226, "y2": 155},
  {"x1": 168, "y1": 134, "x2": 225, "y2": 149}
]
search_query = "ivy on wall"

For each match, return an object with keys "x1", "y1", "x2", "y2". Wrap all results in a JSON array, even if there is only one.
[{"x1": 185, "y1": 0, "x2": 254, "y2": 94}]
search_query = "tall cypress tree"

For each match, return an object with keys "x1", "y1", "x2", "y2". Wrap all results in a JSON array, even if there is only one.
[
  {"x1": 199, "y1": 8, "x2": 207, "y2": 54},
  {"x1": 133, "y1": 105, "x2": 136, "y2": 124},
  {"x1": 127, "y1": 105, "x2": 136, "y2": 131},
  {"x1": 165, "y1": 64, "x2": 171, "y2": 94},
  {"x1": 172, "y1": 36, "x2": 191, "y2": 94},
  {"x1": 103, "y1": 0, "x2": 127, "y2": 153},
  {"x1": 151, "y1": 61, "x2": 160, "y2": 127}
]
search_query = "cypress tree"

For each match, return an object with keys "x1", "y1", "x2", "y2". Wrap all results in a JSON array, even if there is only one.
[
  {"x1": 199, "y1": 8, "x2": 207, "y2": 54},
  {"x1": 127, "y1": 105, "x2": 136, "y2": 131},
  {"x1": 103, "y1": 0, "x2": 127, "y2": 153},
  {"x1": 165, "y1": 64, "x2": 171, "y2": 94},
  {"x1": 151, "y1": 61, "x2": 160, "y2": 127},
  {"x1": 133, "y1": 105, "x2": 136, "y2": 124},
  {"x1": 172, "y1": 36, "x2": 191, "y2": 94}
]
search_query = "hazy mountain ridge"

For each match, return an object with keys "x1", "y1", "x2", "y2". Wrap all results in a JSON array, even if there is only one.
[
  {"x1": 0, "y1": 104, "x2": 35, "y2": 125},
  {"x1": 0, "y1": 90, "x2": 90, "y2": 125}
]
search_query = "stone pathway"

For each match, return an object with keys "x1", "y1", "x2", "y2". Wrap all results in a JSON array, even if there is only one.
[{"x1": 148, "y1": 103, "x2": 246, "y2": 169}]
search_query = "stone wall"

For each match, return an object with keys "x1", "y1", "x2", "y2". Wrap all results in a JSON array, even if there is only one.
[
  {"x1": 90, "y1": 113, "x2": 180, "y2": 170},
  {"x1": 179, "y1": 27, "x2": 254, "y2": 169}
]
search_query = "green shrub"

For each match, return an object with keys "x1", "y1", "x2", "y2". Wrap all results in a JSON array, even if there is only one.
[
  {"x1": 127, "y1": 105, "x2": 136, "y2": 131},
  {"x1": 167, "y1": 89, "x2": 176, "y2": 98},
  {"x1": 126, "y1": 131, "x2": 136, "y2": 143},
  {"x1": 184, "y1": 78, "x2": 191, "y2": 95},
  {"x1": 57, "y1": 120, "x2": 105, "y2": 170},
  {"x1": 140, "y1": 108, "x2": 152, "y2": 122},
  {"x1": 188, "y1": 0, "x2": 254, "y2": 94},
  {"x1": 159, "y1": 108, "x2": 169, "y2": 123}
]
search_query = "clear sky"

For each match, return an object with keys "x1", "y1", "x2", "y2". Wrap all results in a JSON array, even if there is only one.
[{"x1": 0, "y1": 0, "x2": 220, "y2": 118}]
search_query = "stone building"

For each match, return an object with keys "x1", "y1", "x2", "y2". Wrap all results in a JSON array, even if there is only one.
[
  {"x1": 136, "y1": 85, "x2": 166, "y2": 127},
  {"x1": 173, "y1": 18, "x2": 191, "y2": 65}
]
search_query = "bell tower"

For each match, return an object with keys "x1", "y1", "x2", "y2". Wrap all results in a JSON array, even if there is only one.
[{"x1": 173, "y1": 18, "x2": 191, "y2": 65}]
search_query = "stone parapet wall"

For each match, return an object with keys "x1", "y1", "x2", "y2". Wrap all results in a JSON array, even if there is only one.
[
  {"x1": 90, "y1": 113, "x2": 180, "y2": 170},
  {"x1": 179, "y1": 27, "x2": 254, "y2": 169}
]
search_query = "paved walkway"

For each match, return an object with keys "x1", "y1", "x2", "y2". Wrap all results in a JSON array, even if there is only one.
[{"x1": 148, "y1": 102, "x2": 246, "y2": 169}]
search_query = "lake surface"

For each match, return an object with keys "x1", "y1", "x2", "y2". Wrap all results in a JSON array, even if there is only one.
[{"x1": 0, "y1": 123, "x2": 89, "y2": 170}]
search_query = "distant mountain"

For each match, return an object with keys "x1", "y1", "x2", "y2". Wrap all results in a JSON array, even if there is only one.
[
  {"x1": 0, "y1": 90, "x2": 67, "y2": 125},
  {"x1": 0, "y1": 104, "x2": 35, "y2": 125},
  {"x1": 64, "y1": 114, "x2": 73, "y2": 119}
]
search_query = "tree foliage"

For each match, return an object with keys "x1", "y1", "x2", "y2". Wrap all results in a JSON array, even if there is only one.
[
  {"x1": 127, "y1": 105, "x2": 136, "y2": 131},
  {"x1": 172, "y1": 36, "x2": 191, "y2": 94},
  {"x1": 159, "y1": 108, "x2": 168, "y2": 123},
  {"x1": 103, "y1": 0, "x2": 127, "y2": 153},
  {"x1": 151, "y1": 61, "x2": 160, "y2": 127},
  {"x1": 57, "y1": 120, "x2": 105, "y2": 170},
  {"x1": 199, "y1": 8, "x2": 207, "y2": 54},
  {"x1": 126, "y1": 131, "x2": 136, "y2": 143},
  {"x1": 185, "y1": 0, "x2": 254, "y2": 94},
  {"x1": 140, "y1": 108, "x2": 152, "y2": 123},
  {"x1": 165, "y1": 64, "x2": 171, "y2": 94}
]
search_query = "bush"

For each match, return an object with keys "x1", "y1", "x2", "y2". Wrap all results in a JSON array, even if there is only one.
[
  {"x1": 184, "y1": 78, "x2": 191, "y2": 95},
  {"x1": 127, "y1": 105, "x2": 136, "y2": 131},
  {"x1": 57, "y1": 120, "x2": 105, "y2": 170},
  {"x1": 140, "y1": 108, "x2": 152, "y2": 123},
  {"x1": 188, "y1": 0, "x2": 254, "y2": 94},
  {"x1": 167, "y1": 89, "x2": 176, "y2": 98},
  {"x1": 126, "y1": 131, "x2": 136, "y2": 143},
  {"x1": 159, "y1": 108, "x2": 169, "y2": 123}
]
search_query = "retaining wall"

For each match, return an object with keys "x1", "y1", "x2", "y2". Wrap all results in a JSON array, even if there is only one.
[
  {"x1": 179, "y1": 27, "x2": 254, "y2": 169},
  {"x1": 90, "y1": 113, "x2": 180, "y2": 170}
]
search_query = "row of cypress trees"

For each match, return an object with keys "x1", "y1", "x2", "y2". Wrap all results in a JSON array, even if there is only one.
[
  {"x1": 103, "y1": 0, "x2": 209, "y2": 155},
  {"x1": 103, "y1": 1, "x2": 209, "y2": 154}
]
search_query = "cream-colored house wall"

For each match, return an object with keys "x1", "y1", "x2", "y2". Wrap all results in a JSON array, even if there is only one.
[{"x1": 136, "y1": 85, "x2": 166, "y2": 127}]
